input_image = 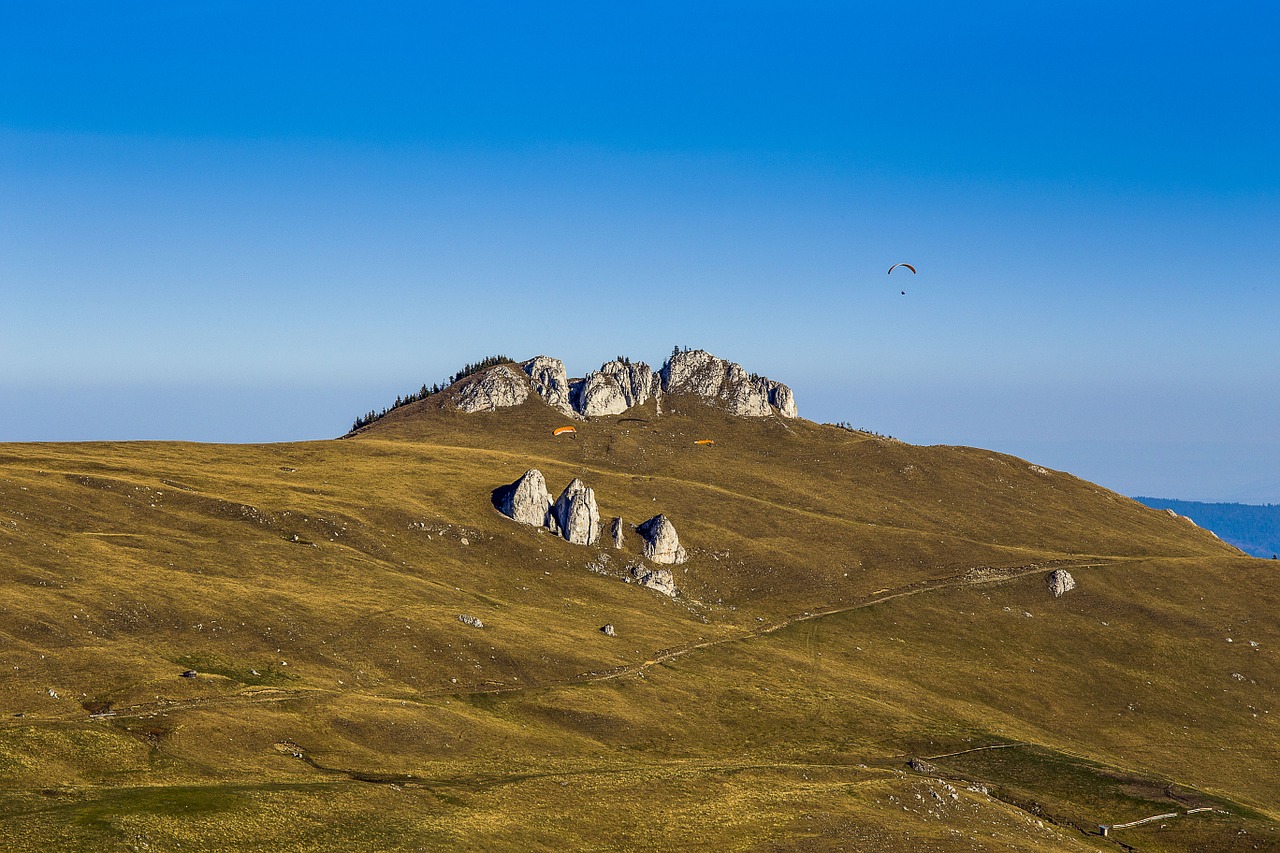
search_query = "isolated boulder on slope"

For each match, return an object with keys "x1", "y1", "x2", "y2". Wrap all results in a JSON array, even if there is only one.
[
  {"x1": 637, "y1": 514, "x2": 687, "y2": 565},
  {"x1": 554, "y1": 479, "x2": 600, "y2": 546},
  {"x1": 498, "y1": 469, "x2": 554, "y2": 528}
]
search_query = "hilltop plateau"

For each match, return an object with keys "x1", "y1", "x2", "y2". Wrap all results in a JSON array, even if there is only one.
[{"x1": 0, "y1": 351, "x2": 1276, "y2": 851}]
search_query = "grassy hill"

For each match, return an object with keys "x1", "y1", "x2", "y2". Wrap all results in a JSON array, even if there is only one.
[
  {"x1": 0, "y1": 385, "x2": 1276, "y2": 851},
  {"x1": 1135, "y1": 496, "x2": 1280, "y2": 559}
]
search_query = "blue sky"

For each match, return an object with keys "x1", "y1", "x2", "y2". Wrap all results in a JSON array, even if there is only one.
[{"x1": 2, "y1": 2, "x2": 1277, "y2": 502}]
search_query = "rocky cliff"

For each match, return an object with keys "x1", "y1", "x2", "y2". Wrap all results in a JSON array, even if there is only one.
[{"x1": 450, "y1": 350, "x2": 796, "y2": 420}]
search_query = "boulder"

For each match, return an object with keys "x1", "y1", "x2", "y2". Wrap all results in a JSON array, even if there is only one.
[
  {"x1": 600, "y1": 624, "x2": 616, "y2": 637},
  {"x1": 454, "y1": 364, "x2": 529, "y2": 413},
  {"x1": 628, "y1": 562, "x2": 678, "y2": 597},
  {"x1": 553, "y1": 479, "x2": 600, "y2": 546},
  {"x1": 636, "y1": 514, "x2": 687, "y2": 565},
  {"x1": 1046, "y1": 569, "x2": 1076, "y2": 597},
  {"x1": 521, "y1": 356, "x2": 576, "y2": 416},
  {"x1": 457, "y1": 614, "x2": 485, "y2": 628},
  {"x1": 498, "y1": 469, "x2": 554, "y2": 527}
]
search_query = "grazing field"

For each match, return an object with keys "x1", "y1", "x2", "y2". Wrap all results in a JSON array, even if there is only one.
[{"x1": 0, "y1": 392, "x2": 1275, "y2": 850}]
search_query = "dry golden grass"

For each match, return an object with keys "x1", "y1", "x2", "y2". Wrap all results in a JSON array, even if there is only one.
[{"x1": 0, "y1": 392, "x2": 1274, "y2": 850}]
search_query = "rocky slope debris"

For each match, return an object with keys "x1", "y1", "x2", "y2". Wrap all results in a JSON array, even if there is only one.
[
  {"x1": 637, "y1": 514, "x2": 688, "y2": 565},
  {"x1": 452, "y1": 349, "x2": 796, "y2": 419},
  {"x1": 1046, "y1": 569, "x2": 1076, "y2": 597}
]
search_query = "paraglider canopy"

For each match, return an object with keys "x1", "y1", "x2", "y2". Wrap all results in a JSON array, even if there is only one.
[
  {"x1": 693, "y1": 439, "x2": 715, "y2": 445},
  {"x1": 553, "y1": 426, "x2": 576, "y2": 436},
  {"x1": 887, "y1": 263, "x2": 916, "y2": 275}
]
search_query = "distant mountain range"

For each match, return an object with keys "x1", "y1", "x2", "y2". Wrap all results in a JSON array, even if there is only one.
[{"x1": 1134, "y1": 497, "x2": 1280, "y2": 559}]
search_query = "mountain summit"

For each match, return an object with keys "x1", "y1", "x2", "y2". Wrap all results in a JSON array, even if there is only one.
[{"x1": 452, "y1": 349, "x2": 797, "y2": 420}]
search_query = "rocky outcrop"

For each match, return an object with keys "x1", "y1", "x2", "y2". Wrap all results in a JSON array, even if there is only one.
[
  {"x1": 660, "y1": 350, "x2": 795, "y2": 418},
  {"x1": 553, "y1": 479, "x2": 600, "y2": 546},
  {"x1": 610, "y1": 517, "x2": 625, "y2": 549},
  {"x1": 628, "y1": 562, "x2": 678, "y2": 597},
  {"x1": 600, "y1": 623, "x2": 616, "y2": 637},
  {"x1": 457, "y1": 614, "x2": 485, "y2": 628},
  {"x1": 454, "y1": 364, "x2": 529, "y2": 413},
  {"x1": 453, "y1": 350, "x2": 795, "y2": 420},
  {"x1": 636, "y1": 514, "x2": 687, "y2": 565},
  {"x1": 521, "y1": 356, "x2": 576, "y2": 416},
  {"x1": 498, "y1": 469, "x2": 554, "y2": 528},
  {"x1": 574, "y1": 360, "x2": 658, "y2": 417},
  {"x1": 1046, "y1": 569, "x2": 1076, "y2": 597}
]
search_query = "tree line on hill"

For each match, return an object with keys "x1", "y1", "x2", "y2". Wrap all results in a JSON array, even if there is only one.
[
  {"x1": 350, "y1": 355, "x2": 513, "y2": 432},
  {"x1": 1134, "y1": 497, "x2": 1280, "y2": 559}
]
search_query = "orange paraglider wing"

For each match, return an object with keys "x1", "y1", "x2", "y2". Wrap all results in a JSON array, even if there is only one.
[
  {"x1": 693, "y1": 439, "x2": 715, "y2": 445},
  {"x1": 553, "y1": 426, "x2": 577, "y2": 436},
  {"x1": 887, "y1": 263, "x2": 917, "y2": 275}
]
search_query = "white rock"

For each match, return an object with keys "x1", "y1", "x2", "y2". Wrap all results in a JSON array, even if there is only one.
[
  {"x1": 576, "y1": 372, "x2": 630, "y2": 416},
  {"x1": 553, "y1": 479, "x2": 600, "y2": 546},
  {"x1": 628, "y1": 562, "x2": 678, "y2": 597},
  {"x1": 499, "y1": 469, "x2": 554, "y2": 527},
  {"x1": 521, "y1": 356, "x2": 576, "y2": 416},
  {"x1": 454, "y1": 364, "x2": 529, "y2": 412},
  {"x1": 457, "y1": 614, "x2": 484, "y2": 629},
  {"x1": 610, "y1": 517, "x2": 625, "y2": 549},
  {"x1": 1046, "y1": 569, "x2": 1076, "y2": 597},
  {"x1": 660, "y1": 350, "x2": 791, "y2": 417},
  {"x1": 637, "y1": 514, "x2": 687, "y2": 564}
]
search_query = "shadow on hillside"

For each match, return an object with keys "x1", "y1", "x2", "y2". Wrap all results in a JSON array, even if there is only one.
[{"x1": 491, "y1": 483, "x2": 514, "y2": 515}]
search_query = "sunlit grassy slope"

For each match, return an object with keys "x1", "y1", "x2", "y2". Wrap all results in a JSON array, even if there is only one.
[{"x1": 0, "y1": 388, "x2": 1276, "y2": 851}]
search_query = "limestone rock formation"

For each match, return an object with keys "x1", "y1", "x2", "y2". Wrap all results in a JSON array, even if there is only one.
[
  {"x1": 610, "y1": 517, "x2": 625, "y2": 549},
  {"x1": 521, "y1": 356, "x2": 576, "y2": 417},
  {"x1": 600, "y1": 623, "x2": 616, "y2": 637},
  {"x1": 628, "y1": 562, "x2": 678, "y2": 597},
  {"x1": 457, "y1": 614, "x2": 485, "y2": 629},
  {"x1": 454, "y1": 364, "x2": 529, "y2": 413},
  {"x1": 451, "y1": 350, "x2": 796, "y2": 420},
  {"x1": 636, "y1": 514, "x2": 687, "y2": 565},
  {"x1": 1046, "y1": 569, "x2": 1076, "y2": 597},
  {"x1": 553, "y1": 479, "x2": 600, "y2": 546},
  {"x1": 660, "y1": 349, "x2": 795, "y2": 418},
  {"x1": 498, "y1": 469, "x2": 554, "y2": 528},
  {"x1": 574, "y1": 359, "x2": 658, "y2": 417}
]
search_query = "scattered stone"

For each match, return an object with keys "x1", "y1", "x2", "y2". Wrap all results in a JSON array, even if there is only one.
[
  {"x1": 553, "y1": 479, "x2": 600, "y2": 546},
  {"x1": 454, "y1": 364, "x2": 529, "y2": 413},
  {"x1": 1046, "y1": 569, "x2": 1076, "y2": 597},
  {"x1": 908, "y1": 757, "x2": 938, "y2": 774},
  {"x1": 611, "y1": 517, "x2": 625, "y2": 549},
  {"x1": 637, "y1": 514, "x2": 687, "y2": 565},
  {"x1": 457, "y1": 614, "x2": 485, "y2": 629},
  {"x1": 180, "y1": 670, "x2": 198, "y2": 678},
  {"x1": 46, "y1": 688, "x2": 59, "y2": 699},
  {"x1": 497, "y1": 469, "x2": 555, "y2": 527},
  {"x1": 600, "y1": 624, "x2": 616, "y2": 637}
]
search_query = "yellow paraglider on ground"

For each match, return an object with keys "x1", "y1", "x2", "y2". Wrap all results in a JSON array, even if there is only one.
[
  {"x1": 553, "y1": 426, "x2": 577, "y2": 437},
  {"x1": 693, "y1": 439, "x2": 715, "y2": 445}
]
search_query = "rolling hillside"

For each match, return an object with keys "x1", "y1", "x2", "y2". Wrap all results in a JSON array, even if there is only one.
[{"x1": 0, "y1": 378, "x2": 1275, "y2": 851}]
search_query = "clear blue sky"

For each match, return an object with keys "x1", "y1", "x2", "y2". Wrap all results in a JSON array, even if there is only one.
[{"x1": 2, "y1": 2, "x2": 1277, "y2": 502}]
